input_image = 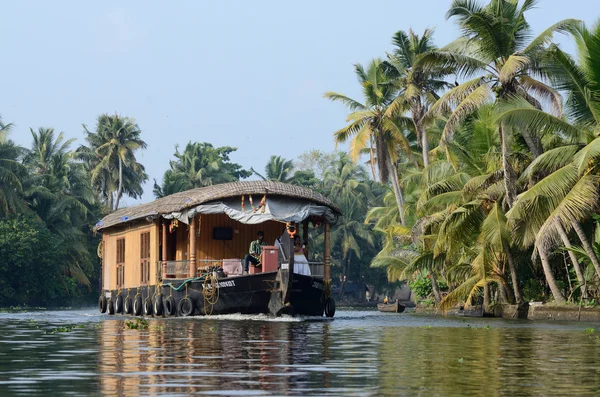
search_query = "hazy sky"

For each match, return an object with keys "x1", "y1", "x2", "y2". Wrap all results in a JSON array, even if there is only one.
[{"x1": 1, "y1": 0, "x2": 597, "y2": 204}]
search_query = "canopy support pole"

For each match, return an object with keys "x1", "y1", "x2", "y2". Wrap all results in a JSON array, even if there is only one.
[
  {"x1": 161, "y1": 221, "x2": 167, "y2": 280},
  {"x1": 302, "y1": 220, "x2": 309, "y2": 258},
  {"x1": 324, "y1": 224, "x2": 331, "y2": 281},
  {"x1": 189, "y1": 216, "x2": 196, "y2": 277}
]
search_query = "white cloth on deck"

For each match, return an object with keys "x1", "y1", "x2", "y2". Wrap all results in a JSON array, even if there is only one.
[{"x1": 293, "y1": 254, "x2": 311, "y2": 276}]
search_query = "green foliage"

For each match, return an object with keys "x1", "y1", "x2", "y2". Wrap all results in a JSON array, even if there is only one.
[
  {"x1": 44, "y1": 324, "x2": 85, "y2": 334},
  {"x1": 0, "y1": 215, "x2": 79, "y2": 306},
  {"x1": 409, "y1": 273, "x2": 433, "y2": 300},
  {"x1": 125, "y1": 317, "x2": 149, "y2": 330},
  {"x1": 154, "y1": 142, "x2": 251, "y2": 198},
  {"x1": 80, "y1": 113, "x2": 148, "y2": 210}
]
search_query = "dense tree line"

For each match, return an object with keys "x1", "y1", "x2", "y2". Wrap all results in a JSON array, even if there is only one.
[
  {"x1": 327, "y1": 0, "x2": 600, "y2": 308},
  {"x1": 4, "y1": 0, "x2": 596, "y2": 310},
  {"x1": 0, "y1": 109, "x2": 392, "y2": 306}
]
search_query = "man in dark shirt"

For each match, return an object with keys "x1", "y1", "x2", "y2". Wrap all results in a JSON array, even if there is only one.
[{"x1": 243, "y1": 231, "x2": 267, "y2": 274}]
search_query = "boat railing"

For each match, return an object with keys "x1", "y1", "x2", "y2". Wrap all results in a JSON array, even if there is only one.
[
  {"x1": 163, "y1": 259, "x2": 325, "y2": 278},
  {"x1": 196, "y1": 259, "x2": 224, "y2": 274},
  {"x1": 164, "y1": 260, "x2": 191, "y2": 279},
  {"x1": 308, "y1": 261, "x2": 324, "y2": 277}
]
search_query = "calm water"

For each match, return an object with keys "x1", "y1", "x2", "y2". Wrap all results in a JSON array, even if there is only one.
[{"x1": 0, "y1": 309, "x2": 599, "y2": 396}]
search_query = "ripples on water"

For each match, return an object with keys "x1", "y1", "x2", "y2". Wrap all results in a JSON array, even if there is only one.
[{"x1": 0, "y1": 309, "x2": 599, "y2": 396}]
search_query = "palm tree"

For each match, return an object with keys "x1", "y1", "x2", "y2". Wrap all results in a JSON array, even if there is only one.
[
  {"x1": 419, "y1": 0, "x2": 579, "y2": 208},
  {"x1": 154, "y1": 142, "x2": 251, "y2": 198},
  {"x1": 384, "y1": 29, "x2": 452, "y2": 168},
  {"x1": 251, "y1": 155, "x2": 295, "y2": 182},
  {"x1": 498, "y1": 21, "x2": 600, "y2": 302},
  {"x1": 0, "y1": 120, "x2": 25, "y2": 216},
  {"x1": 22, "y1": 128, "x2": 94, "y2": 287},
  {"x1": 325, "y1": 58, "x2": 415, "y2": 224},
  {"x1": 322, "y1": 152, "x2": 372, "y2": 200}
]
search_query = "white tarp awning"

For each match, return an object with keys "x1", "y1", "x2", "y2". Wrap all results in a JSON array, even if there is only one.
[{"x1": 162, "y1": 196, "x2": 338, "y2": 225}]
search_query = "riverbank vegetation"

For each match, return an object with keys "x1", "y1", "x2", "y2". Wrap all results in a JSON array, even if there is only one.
[
  {"x1": 327, "y1": 0, "x2": 600, "y2": 309},
  {"x1": 1, "y1": 0, "x2": 597, "y2": 310}
]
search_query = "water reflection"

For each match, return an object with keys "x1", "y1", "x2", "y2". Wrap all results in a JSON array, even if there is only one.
[{"x1": 0, "y1": 311, "x2": 600, "y2": 396}]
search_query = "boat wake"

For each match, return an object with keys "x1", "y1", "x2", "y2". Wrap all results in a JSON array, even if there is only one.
[{"x1": 165, "y1": 312, "x2": 332, "y2": 322}]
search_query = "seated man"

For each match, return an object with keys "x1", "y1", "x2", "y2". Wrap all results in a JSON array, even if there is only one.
[{"x1": 243, "y1": 231, "x2": 268, "y2": 274}]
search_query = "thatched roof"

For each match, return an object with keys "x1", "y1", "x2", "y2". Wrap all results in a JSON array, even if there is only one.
[{"x1": 96, "y1": 181, "x2": 341, "y2": 230}]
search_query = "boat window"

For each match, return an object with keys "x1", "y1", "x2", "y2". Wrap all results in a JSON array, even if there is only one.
[
  {"x1": 116, "y1": 238, "x2": 125, "y2": 288},
  {"x1": 140, "y1": 232, "x2": 150, "y2": 284}
]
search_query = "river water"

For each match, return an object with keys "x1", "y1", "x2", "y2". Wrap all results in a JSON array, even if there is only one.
[{"x1": 0, "y1": 309, "x2": 598, "y2": 396}]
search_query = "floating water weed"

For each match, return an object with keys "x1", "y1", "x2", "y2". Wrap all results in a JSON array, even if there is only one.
[
  {"x1": 44, "y1": 324, "x2": 84, "y2": 334},
  {"x1": 125, "y1": 317, "x2": 149, "y2": 330}
]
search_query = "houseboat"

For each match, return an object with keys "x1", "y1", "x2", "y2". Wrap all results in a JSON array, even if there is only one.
[{"x1": 96, "y1": 181, "x2": 340, "y2": 318}]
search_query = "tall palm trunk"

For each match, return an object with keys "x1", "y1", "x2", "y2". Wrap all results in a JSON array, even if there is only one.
[
  {"x1": 556, "y1": 223, "x2": 588, "y2": 298},
  {"x1": 430, "y1": 272, "x2": 442, "y2": 303},
  {"x1": 572, "y1": 221, "x2": 600, "y2": 279},
  {"x1": 483, "y1": 284, "x2": 491, "y2": 307},
  {"x1": 499, "y1": 124, "x2": 517, "y2": 207},
  {"x1": 505, "y1": 247, "x2": 523, "y2": 303},
  {"x1": 114, "y1": 156, "x2": 123, "y2": 211},
  {"x1": 385, "y1": 155, "x2": 406, "y2": 225},
  {"x1": 537, "y1": 246, "x2": 566, "y2": 304},
  {"x1": 369, "y1": 144, "x2": 377, "y2": 180},
  {"x1": 521, "y1": 128, "x2": 543, "y2": 159},
  {"x1": 412, "y1": 104, "x2": 429, "y2": 168}
]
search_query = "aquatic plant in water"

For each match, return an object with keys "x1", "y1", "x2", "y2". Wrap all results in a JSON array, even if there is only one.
[{"x1": 125, "y1": 317, "x2": 149, "y2": 330}]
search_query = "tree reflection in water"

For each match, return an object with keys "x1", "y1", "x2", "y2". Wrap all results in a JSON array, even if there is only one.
[{"x1": 1, "y1": 311, "x2": 600, "y2": 396}]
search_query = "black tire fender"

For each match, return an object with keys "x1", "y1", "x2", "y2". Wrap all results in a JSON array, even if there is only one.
[
  {"x1": 325, "y1": 297, "x2": 336, "y2": 318},
  {"x1": 177, "y1": 297, "x2": 194, "y2": 316},
  {"x1": 124, "y1": 296, "x2": 133, "y2": 314},
  {"x1": 133, "y1": 295, "x2": 143, "y2": 316},
  {"x1": 143, "y1": 297, "x2": 153, "y2": 316},
  {"x1": 154, "y1": 295, "x2": 164, "y2": 316},
  {"x1": 107, "y1": 298, "x2": 115, "y2": 315},
  {"x1": 165, "y1": 296, "x2": 176, "y2": 316},
  {"x1": 99, "y1": 295, "x2": 107, "y2": 314},
  {"x1": 115, "y1": 295, "x2": 123, "y2": 314}
]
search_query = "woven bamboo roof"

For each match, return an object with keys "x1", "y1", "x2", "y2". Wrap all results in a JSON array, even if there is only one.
[{"x1": 96, "y1": 181, "x2": 341, "y2": 230}]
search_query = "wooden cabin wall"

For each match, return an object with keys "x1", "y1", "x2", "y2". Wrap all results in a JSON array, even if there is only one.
[
  {"x1": 175, "y1": 223, "x2": 188, "y2": 261},
  {"x1": 195, "y1": 214, "x2": 284, "y2": 261},
  {"x1": 101, "y1": 221, "x2": 159, "y2": 291}
]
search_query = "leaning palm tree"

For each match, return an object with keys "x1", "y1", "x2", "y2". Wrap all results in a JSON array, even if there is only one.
[
  {"x1": 81, "y1": 114, "x2": 148, "y2": 211},
  {"x1": 419, "y1": 0, "x2": 579, "y2": 207},
  {"x1": 251, "y1": 155, "x2": 295, "y2": 182},
  {"x1": 325, "y1": 58, "x2": 415, "y2": 224},
  {"x1": 384, "y1": 28, "x2": 452, "y2": 168}
]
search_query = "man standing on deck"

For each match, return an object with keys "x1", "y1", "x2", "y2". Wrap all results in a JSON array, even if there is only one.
[{"x1": 243, "y1": 231, "x2": 267, "y2": 274}]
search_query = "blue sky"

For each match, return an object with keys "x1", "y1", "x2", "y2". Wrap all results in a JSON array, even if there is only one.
[{"x1": 1, "y1": 0, "x2": 597, "y2": 204}]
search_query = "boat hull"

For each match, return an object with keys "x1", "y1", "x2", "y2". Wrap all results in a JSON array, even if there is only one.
[
  {"x1": 105, "y1": 272, "x2": 327, "y2": 317},
  {"x1": 377, "y1": 302, "x2": 405, "y2": 313}
]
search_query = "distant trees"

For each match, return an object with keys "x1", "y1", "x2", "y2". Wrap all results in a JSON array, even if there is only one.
[
  {"x1": 0, "y1": 112, "x2": 148, "y2": 306},
  {"x1": 79, "y1": 114, "x2": 148, "y2": 211},
  {"x1": 153, "y1": 142, "x2": 251, "y2": 198},
  {"x1": 251, "y1": 155, "x2": 295, "y2": 182}
]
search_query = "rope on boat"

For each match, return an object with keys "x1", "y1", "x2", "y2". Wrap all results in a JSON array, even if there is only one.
[
  {"x1": 162, "y1": 272, "x2": 220, "y2": 315},
  {"x1": 202, "y1": 272, "x2": 220, "y2": 316},
  {"x1": 163, "y1": 273, "x2": 211, "y2": 291}
]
